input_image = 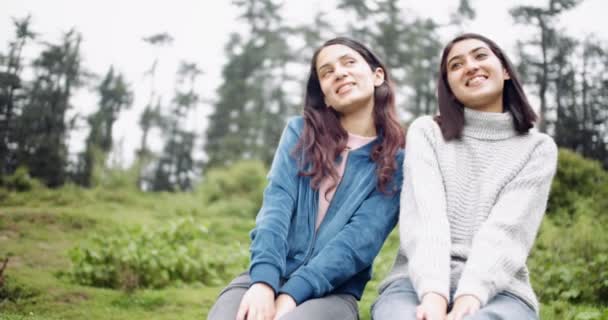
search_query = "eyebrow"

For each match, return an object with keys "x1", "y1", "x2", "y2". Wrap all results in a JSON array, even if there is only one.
[
  {"x1": 318, "y1": 54, "x2": 353, "y2": 73},
  {"x1": 447, "y1": 46, "x2": 487, "y2": 66}
]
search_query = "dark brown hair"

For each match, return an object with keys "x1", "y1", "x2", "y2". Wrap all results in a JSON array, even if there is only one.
[
  {"x1": 295, "y1": 37, "x2": 404, "y2": 193},
  {"x1": 436, "y1": 33, "x2": 537, "y2": 140}
]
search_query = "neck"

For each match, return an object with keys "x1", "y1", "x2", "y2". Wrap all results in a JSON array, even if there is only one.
[{"x1": 340, "y1": 101, "x2": 376, "y2": 137}]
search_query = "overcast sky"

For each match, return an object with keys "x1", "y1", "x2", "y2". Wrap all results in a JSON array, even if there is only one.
[{"x1": 1, "y1": 0, "x2": 606, "y2": 166}]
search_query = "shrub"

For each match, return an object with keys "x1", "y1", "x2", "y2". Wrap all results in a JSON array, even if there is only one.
[
  {"x1": 531, "y1": 215, "x2": 608, "y2": 305},
  {"x1": 0, "y1": 167, "x2": 42, "y2": 192},
  {"x1": 67, "y1": 217, "x2": 248, "y2": 290},
  {"x1": 196, "y1": 160, "x2": 267, "y2": 217},
  {"x1": 548, "y1": 149, "x2": 608, "y2": 222}
]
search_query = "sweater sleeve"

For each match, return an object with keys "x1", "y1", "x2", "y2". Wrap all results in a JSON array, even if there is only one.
[
  {"x1": 278, "y1": 156, "x2": 403, "y2": 304},
  {"x1": 454, "y1": 137, "x2": 558, "y2": 306},
  {"x1": 399, "y1": 117, "x2": 452, "y2": 302},
  {"x1": 248, "y1": 118, "x2": 301, "y2": 294}
]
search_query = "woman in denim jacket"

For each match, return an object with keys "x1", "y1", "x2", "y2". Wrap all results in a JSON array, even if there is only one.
[{"x1": 208, "y1": 37, "x2": 405, "y2": 320}]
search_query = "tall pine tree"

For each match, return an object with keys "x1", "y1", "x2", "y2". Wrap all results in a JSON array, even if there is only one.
[
  {"x1": 78, "y1": 67, "x2": 133, "y2": 186},
  {"x1": 15, "y1": 29, "x2": 84, "y2": 187},
  {"x1": 204, "y1": 0, "x2": 296, "y2": 169},
  {"x1": 0, "y1": 15, "x2": 36, "y2": 177},
  {"x1": 151, "y1": 62, "x2": 201, "y2": 191}
]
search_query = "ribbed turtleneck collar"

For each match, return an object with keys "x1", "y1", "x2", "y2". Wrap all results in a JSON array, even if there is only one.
[{"x1": 462, "y1": 108, "x2": 518, "y2": 140}]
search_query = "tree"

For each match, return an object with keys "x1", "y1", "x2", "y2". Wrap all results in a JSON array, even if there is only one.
[
  {"x1": 0, "y1": 15, "x2": 36, "y2": 177},
  {"x1": 137, "y1": 32, "x2": 173, "y2": 189},
  {"x1": 510, "y1": 0, "x2": 581, "y2": 132},
  {"x1": 204, "y1": 0, "x2": 296, "y2": 168},
  {"x1": 151, "y1": 62, "x2": 201, "y2": 191},
  {"x1": 338, "y1": 0, "x2": 442, "y2": 118},
  {"x1": 552, "y1": 36, "x2": 608, "y2": 168},
  {"x1": 78, "y1": 67, "x2": 133, "y2": 186},
  {"x1": 15, "y1": 29, "x2": 84, "y2": 187}
]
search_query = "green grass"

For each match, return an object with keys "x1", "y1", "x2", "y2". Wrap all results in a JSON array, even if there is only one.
[
  {"x1": 1, "y1": 185, "x2": 607, "y2": 320},
  {"x1": 0, "y1": 186, "x2": 250, "y2": 319}
]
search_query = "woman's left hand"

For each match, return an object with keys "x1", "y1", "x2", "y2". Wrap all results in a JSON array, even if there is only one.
[
  {"x1": 273, "y1": 294, "x2": 297, "y2": 320},
  {"x1": 446, "y1": 295, "x2": 481, "y2": 320}
]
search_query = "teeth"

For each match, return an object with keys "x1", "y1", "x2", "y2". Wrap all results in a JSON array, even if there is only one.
[{"x1": 467, "y1": 76, "x2": 486, "y2": 86}]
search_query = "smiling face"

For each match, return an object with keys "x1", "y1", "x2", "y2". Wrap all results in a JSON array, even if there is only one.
[
  {"x1": 445, "y1": 38, "x2": 510, "y2": 113},
  {"x1": 315, "y1": 44, "x2": 385, "y2": 115}
]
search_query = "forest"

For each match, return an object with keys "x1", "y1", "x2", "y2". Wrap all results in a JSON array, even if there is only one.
[{"x1": 1, "y1": 0, "x2": 607, "y2": 319}]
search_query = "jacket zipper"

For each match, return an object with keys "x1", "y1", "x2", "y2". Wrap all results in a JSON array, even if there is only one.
[{"x1": 298, "y1": 151, "x2": 350, "y2": 268}]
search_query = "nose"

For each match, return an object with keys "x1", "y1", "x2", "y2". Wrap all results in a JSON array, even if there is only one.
[
  {"x1": 333, "y1": 65, "x2": 347, "y2": 80},
  {"x1": 464, "y1": 59, "x2": 480, "y2": 75}
]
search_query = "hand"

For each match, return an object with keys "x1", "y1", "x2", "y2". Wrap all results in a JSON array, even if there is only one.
[
  {"x1": 273, "y1": 294, "x2": 296, "y2": 320},
  {"x1": 446, "y1": 295, "x2": 481, "y2": 320},
  {"x1": 236, "y1": 282, "x2": 276, "y2": 320},
  {"x1": 416, "y1": 292, "x2": 447, "y2": 320}
]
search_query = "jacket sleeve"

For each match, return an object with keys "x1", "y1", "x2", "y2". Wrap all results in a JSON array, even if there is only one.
[
  {"x1": 454, "y1": 137, "x2": 558, "y2": 306},
  {"x1": 248, "y1": 118, "x2": 302, "y2": 294},
  {"x1": 278, "y1": 155, "x2": 403, "y2": 304},
  {"x1": 399, "y1": 117, "x2": 452, "y2": 302}
]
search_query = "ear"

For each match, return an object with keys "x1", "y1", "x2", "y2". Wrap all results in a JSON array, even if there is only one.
[
  {"x1": 324, "y1": 97, "x2": 331, "y2": 108},
  {"x1": 503, "y1": 68, "x2": 510, "y2": 80},
  {"x1": 373, "y1": 67, "x2": 385, "y2": 87}
]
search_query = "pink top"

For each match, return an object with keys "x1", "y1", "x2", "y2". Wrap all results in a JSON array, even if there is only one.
[{"x1": 316, "y1": 132, "x2": 376, "y2": 230}]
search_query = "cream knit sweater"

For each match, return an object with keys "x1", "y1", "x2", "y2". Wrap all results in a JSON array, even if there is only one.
[{"x1": 381, "y1": 108, "x2": 558, "y2": 313}]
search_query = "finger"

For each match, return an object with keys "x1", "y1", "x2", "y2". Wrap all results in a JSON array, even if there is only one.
[
  {"x1": 236, "y1": 302, "x2": 248, "y2": 320},
  {"x1": 415, "y1": 306, "x2": 425, "y2": 320},
  {"x1": 453, "y1": 310, "x2": 464, "y2": 320},
  {"x1": 463, "y1": 305, "x2": 477, "y2": 316},
  {"x1": 246, "y1": 307, "x2": 256, "y2": 320}
]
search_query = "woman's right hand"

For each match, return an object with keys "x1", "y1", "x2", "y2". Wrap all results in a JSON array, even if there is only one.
[
  {"x1": 416, "y1": 292, "x2": 448, "y2": 320},
  {"x1": 236, "y1": 282, "x2": 276, "y2": 320}
]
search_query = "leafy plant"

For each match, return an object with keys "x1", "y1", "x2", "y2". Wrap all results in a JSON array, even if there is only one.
[{"x1": 67, "y1": 217, "x2": 248, "y2": 290}]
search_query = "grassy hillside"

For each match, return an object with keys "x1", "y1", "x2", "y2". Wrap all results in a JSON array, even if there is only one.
[{"x1": 1, "y1": 152, "x2": 607, "y2": 319}]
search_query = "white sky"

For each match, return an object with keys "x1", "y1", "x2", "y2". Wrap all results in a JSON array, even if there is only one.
[{"x1": 1, "y1": 0, "x2": 606, "y2": 166}]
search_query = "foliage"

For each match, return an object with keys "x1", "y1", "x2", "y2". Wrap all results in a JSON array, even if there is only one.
[
  {"x1": 67, "y1": 217, "x2": 248, "y2": 291},
  {"x1": 0, "y1": 166, "x2": 42, "y2": 192},
  {"x1": 76, "y1": 67, "x2": 133, "y2": 187},
  {"x1": 547, "y1": 148, "x2": 608, "y2": 221},
  {"x1": 204, "y1": 0, "x2": 297, "y2": 168},
  {"x1": 196, "y1": 160, "x2": 267, "y2": 217},
  {"x1": 150, "y1": 61, "x2": 201, "y2": 192},
  {"x1": 527, "y1": 149, "x2": 608, "y2": 307},
  {"x1": 0, "y1": 275, "x2": 39, "y2": 304},
  {"x1": 530, "y1": 216, "x2": 608, "y2": 305}
]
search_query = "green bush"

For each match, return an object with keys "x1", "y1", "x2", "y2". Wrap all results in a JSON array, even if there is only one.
[
  {"x1": 529, "y1": 149, "x2": 608, "y2": 306},
  {"x1": 196, "y1": 160, "x2": 267, "y2": 217},
  {"x1": 0, "y1": 167, "x2": 42, "y2": 192},
  {"x1": 548, "y1": 149, "x2": 608, "y2": 222},
  {"x1": 531, "y1": 215, "x2": 608, "y2": 305},
  {"x1": 0, "y1": 274, "x2": 39, "y2": 303},
  {"x1": 67, "y1": 217, "x2": 248, "y2": 290}
]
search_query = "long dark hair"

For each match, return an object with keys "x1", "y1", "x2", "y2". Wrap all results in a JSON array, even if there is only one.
[
  {"x1": 294, "y1": 37, "x2": 404, "y2": 193},
  {"x1": 436, "y1": 33, "x2": 537, "y2": 140}
]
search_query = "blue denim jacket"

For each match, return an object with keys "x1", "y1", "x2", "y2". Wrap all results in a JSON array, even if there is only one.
[{"x1": 248, "y1": 116, "x2": 404, "y2": 304}]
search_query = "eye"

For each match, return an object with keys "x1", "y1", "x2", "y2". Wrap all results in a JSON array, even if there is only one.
[
  {"x1": 321, "y1": 70, "x2": 333, "y2": 78},
  {"x1": 449, "y1": 62, "x2": 462, "y2": 71},
  {"x1": 345, "y1": 59, "x2": 356, "y2": 65},
  {"x1": 476, "y1": 52, "x2": 488, "y2": 59}
]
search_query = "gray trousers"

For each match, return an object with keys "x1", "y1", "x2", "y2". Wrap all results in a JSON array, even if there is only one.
[
  {"x1": 371, "y1": 278, "x2": 538, "y2": 320},
  {"x1": 207, "y1": 273, "x2": 359, "y2": 320}
]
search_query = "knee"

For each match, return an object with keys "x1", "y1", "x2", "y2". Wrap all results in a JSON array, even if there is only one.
[{"x1": 371, "y1": 279, "x2": 419, "y2": 320}]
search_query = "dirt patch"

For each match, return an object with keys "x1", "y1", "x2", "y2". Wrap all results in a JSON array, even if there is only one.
[{"x1": 0, "y1": 229, "x2": 20, "y2": 241}]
